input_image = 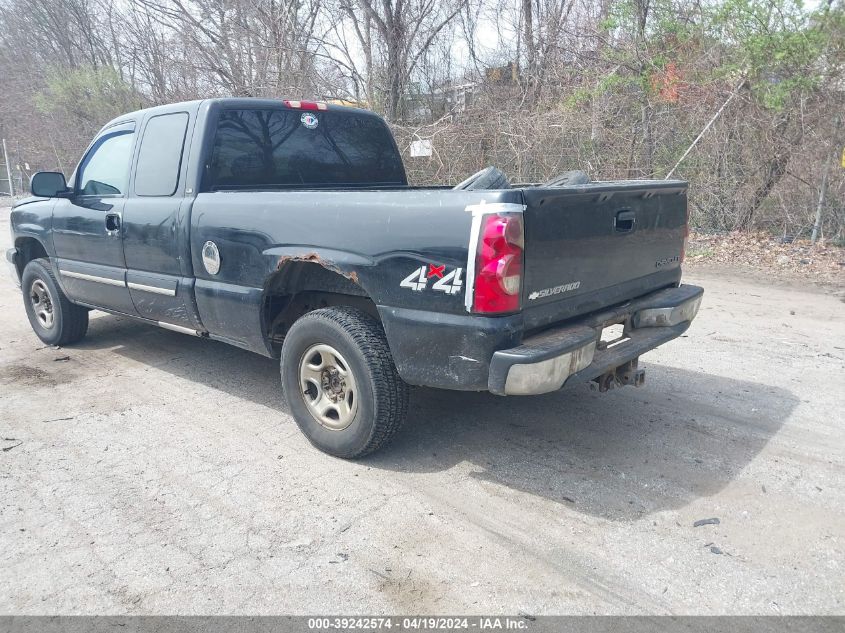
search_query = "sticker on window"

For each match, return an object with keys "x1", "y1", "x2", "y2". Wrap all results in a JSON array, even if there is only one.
[{"x1": 301, "y1": 113, "x2": 319, "y2": 129}]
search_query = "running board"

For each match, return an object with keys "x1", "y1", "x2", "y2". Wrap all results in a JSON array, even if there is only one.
[{"x1": 157, "y1": 321, "x2": 204, "y2": 337}]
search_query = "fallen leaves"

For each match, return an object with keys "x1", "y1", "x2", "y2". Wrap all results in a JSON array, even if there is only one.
[{"x1": 687, "y1": 231, "x2": 845, "y2": 286}]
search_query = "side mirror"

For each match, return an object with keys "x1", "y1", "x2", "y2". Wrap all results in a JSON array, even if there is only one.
[{"x1": 30, "y1": 171, "x2": 69, "y2": 198}]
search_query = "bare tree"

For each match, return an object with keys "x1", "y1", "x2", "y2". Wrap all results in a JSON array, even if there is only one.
[
  {"x1": 132, "y1": 0, "x2": 324, "y2": 97},
  {"x1": 336, "y1": 0, "x2": 467, "y2": 119},
  {"x1": 0, "y1": 0, "x2": 842, "y2": 239}
]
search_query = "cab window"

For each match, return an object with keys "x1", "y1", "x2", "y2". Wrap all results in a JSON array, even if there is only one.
[
  {"x1": 77, "y1": 128, "x2": 135, "y2": 196},
  {"x1": 135, "y1": 113, "x2": 189, "y2": 196},
  {"x1": 205, "y1": 108, "x2": 406, "y2": 190}
]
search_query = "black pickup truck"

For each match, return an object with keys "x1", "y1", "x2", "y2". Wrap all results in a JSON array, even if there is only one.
[{"x1": 6, "y1": 98, "x2": 702, "y2": 457}]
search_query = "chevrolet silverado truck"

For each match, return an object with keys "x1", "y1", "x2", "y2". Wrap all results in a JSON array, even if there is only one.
[{"x1": 6, "y1": 98, "x2": 703, "y2": 458}]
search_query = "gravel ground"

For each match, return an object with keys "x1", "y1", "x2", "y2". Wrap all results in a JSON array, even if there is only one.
[{"x1": 0, "y1": 203, "x2": 843, "y2": 615}]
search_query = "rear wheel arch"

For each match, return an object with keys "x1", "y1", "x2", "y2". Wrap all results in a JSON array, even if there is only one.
[{"x1": 261, "y1": 261, "x2": 381, "y2": 354}]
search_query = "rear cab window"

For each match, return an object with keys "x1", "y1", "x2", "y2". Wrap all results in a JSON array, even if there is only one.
[
  {"x1": 135, "y1": 112, "x2": 190, "y2": 196},
  {"x1": 204, "y1": 107, "x2": 407, "y2": 190}
]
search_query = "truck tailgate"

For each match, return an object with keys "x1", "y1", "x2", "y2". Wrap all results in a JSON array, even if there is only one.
[{"x1": 520, "y1": 181, "x2": 688, "y2": 330}]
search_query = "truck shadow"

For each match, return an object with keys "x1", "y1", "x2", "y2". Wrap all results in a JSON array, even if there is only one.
[
  {"x1": 371, "y1": 370, "x2": 797, "y2": 521},
  {"x1": 78, "y1": 313, "x2": 797, "y2": 522}
]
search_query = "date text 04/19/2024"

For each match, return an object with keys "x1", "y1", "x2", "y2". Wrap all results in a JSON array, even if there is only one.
[{"x1": 307, "y1": 617, "x2": 532, "y2": 630}]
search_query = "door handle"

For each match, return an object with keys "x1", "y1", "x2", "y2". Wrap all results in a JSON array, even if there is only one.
[
  {"x1": 615, "y1": 210, "x2": 636, "y2": 233},
  {"x1": 105, "y1": 212, "x2": 121, "y2": 234}
]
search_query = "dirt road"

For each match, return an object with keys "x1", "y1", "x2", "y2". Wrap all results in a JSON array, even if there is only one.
[{"x1": 1, "y1": 204, "x2": 843, "y2": 614}]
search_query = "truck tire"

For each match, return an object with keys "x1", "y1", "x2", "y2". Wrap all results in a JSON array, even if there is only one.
[
  {"x1": 21, "y1": 258, "x2": 89, "y2": 346},
  {"x1": 544, "y1": 170, "x2": 590, "y2": 186},
  {"x1": 453, "y1": 166, "x2": 511, "y2": 190},
  {"x1": 280, "y1": 306, "x2": 409, "y2": 458}
]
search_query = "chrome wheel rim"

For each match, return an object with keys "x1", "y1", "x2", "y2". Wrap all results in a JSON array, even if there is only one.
[
  {"x1": 29, "y1": 279, "x2": 55, "y2": 329},
  {"x1": 299, "y1": 343, "x2": 358, "y2": 431}
]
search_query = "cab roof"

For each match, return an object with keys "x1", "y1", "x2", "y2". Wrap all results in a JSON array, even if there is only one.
[{"x1": 103, "y1": 97, "x2": 375, "y2": 130}]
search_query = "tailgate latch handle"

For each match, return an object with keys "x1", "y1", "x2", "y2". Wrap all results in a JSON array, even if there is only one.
[{"x1": 615, "y1": 210, "x2": 636, "y2": 233}]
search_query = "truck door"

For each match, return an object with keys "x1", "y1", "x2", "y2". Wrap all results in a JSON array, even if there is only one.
[
  {"x1": 52, "y1": 122, "x2": 137, "y2": 315},
  {"x1": 122, "y1": 110, "x2": 203, "y2": 330}
]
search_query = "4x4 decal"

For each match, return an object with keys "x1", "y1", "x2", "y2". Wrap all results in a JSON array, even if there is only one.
[{"x1": 401, "y1": 264, "x2": 463, "y2": 295}]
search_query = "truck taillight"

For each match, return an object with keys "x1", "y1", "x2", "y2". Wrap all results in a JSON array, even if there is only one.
[
  {"x1": 472, "y1": 214, "x2": 524, "y2": 313},
  {"x1": 681, "y1": 222, "x2": 689, "y2": 264}
]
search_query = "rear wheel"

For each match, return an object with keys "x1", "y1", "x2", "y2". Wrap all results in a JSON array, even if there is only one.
[
  {"x1": 21, "y1": 258, "x2": 89, "y2": 346},
  {"x1": 281, "y1": 306, "x2": 409, "y2": 458}
]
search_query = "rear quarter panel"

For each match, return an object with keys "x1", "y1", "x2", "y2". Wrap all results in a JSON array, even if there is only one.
[{"x1": 189, "y1": 188, "x2": 521, "y2": 353}]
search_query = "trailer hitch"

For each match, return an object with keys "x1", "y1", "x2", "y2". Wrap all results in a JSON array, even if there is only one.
[{"x1": 594, "y1": 358, "x2": 645, "y2": 392}]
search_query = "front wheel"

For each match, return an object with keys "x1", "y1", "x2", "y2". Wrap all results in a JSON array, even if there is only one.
[
  {"x1": 21, "y1": 258, "x2": 89, "y2": 346},
  {"x1": 281, "y1": 307, "x2": 409, "y2": 458}
]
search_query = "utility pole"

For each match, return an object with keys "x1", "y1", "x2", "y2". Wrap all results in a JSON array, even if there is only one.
[
  {"x1": 811, "y1": 115, "x2": 841, "y2": 244},
  {"x1": 1, "y1": 138, "x2": 14, "y2": 197}
]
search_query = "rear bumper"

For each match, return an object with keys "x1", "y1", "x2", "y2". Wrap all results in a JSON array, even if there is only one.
[
  {"x1": 379, "y1": 284, "x2": 703, "y2": 393},
  {"x1": 487, "y1": 284, "x2": 703, "y2": 395},
  {"x1": 5, "y1": 247, "x2": 20, "y2": 287},
  {"x1": 378, "y1": 305, "x2": 523, "y2": 391}
]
